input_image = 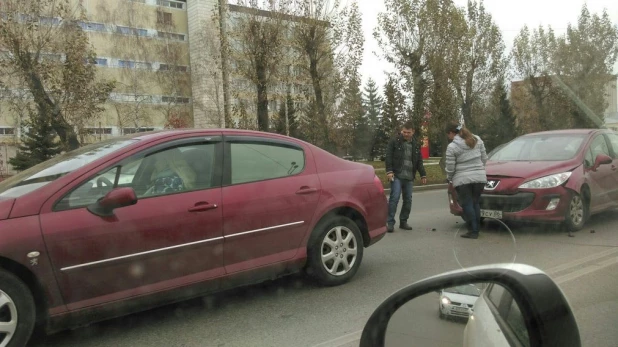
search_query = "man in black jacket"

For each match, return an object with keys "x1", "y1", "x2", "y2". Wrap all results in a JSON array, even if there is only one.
[{"x1": 385, "y1": 121, "x2": 427, "y2": 232}]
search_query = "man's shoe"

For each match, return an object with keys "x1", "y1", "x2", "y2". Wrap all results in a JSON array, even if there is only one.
[
  {"x1": 460, "y1": 232, "x2": 478, "y2": 239},
  {"x1": 387, "y1": 225, "x2": 395, "y2": 233},
  {"x1": 399, "y1": 222, "x2": 413, "y2": 230}
]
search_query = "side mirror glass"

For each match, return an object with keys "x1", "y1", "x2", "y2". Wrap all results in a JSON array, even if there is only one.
[
  {"x1": 360, "y1": 264, "x2": 581, "y2": 347},
  {"x1": 387, "y1": 283, "x2": 530, "y2": 347},
  {"x1": 87, "y1": 187, "x2": 137, "y2": 217}
]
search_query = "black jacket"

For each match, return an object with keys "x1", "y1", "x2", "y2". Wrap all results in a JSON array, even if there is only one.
[{"x1": 385, "y1": 134, "x2": 427, "y2": 179}]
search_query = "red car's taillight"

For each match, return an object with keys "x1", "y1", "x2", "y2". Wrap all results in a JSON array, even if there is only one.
[{"x1": 374, "y1": 175, "x2": 385, "y2": 195}]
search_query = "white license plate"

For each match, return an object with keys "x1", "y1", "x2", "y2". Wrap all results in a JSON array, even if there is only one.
[
  {"x1": 453, "y1": 306, "x2": 469, "y2": 312},
  {"x1": 481, "y1": 209, "x2": 503, "y2": 219}
]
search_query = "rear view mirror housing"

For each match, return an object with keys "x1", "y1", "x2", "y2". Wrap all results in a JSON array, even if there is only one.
[
  {"x1": 87, "y1": 187, "x2": 137, "y2": 217},
  {"x1": 359, "y1": 264, "x2": 581, "y2": 347},
  {"x1": 593, "y1": 154, "x2": 613, "y2": 171}
]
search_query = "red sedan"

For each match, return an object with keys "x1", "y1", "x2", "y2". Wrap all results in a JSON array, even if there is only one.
[
  {"x1": 448, "y1": 129, "x2": 618, "y2": 231},
  {"x1": 0, "y1": 129, "x2": 387, "y2": 346}
]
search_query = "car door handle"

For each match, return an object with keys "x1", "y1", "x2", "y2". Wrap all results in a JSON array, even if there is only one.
[
  {"x1": 188, "y1": 202, "x2": 218, "y2": 212},
  {"x1": 296, "y1": 187, "x2": 318, "y2": 195}
]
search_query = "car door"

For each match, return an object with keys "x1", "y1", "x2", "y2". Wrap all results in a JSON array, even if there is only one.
[
  {"x1": 221, "y1": 135, "x2": 321, "y2": 274},
  {"x1": 583, "y1": 134, "x2": 614, "y2": 212},
  {"x1": 40, "y1": 136, "x2": 225, "y2": 311},
  {"x1": 603, "y1": 133, "x2": 618, "y2": 204}
]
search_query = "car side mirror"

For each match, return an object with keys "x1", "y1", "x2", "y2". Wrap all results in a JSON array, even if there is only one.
[
  {"x1": 359, "y1": 264, "x2": 581, "y2": 347},
  {"x1": 593, "y1": 154, "x2": 613, "y2": 170},
  {"x1": 87, "y1": 187, "x2": 137, "y2": 217}
]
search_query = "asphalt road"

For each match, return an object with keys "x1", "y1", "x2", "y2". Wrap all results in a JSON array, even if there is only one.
[{"x1": 30, "y1": 190, "x2": 618, "y2": 347}]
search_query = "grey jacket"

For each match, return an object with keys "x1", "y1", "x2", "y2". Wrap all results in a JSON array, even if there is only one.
[{"x1": 445, "y1": 135, "x2": 488, "y2": 187}]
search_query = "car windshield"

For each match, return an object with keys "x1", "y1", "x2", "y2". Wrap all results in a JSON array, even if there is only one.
[
  {"x1": 0, "y1": 139, "x2": 138, "y2": 198},
  {"x1": 444, "y1": 285, "x2": 482, "y2": 296},
  {"x1": 490, "y1": 134, "x2": 587, "y2": 161}
]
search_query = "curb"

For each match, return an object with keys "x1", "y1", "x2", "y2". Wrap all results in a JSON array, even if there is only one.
[{"x1": 384, "y1": 183, "x2": 448, "y2": 193}]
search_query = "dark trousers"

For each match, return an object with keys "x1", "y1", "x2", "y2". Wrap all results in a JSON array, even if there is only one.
[
  {"x1": 387, "y1": 178, "x2": 413, "y2": 226},
  {"x1": 456, "y1": 183, "x2": 486, "y2": 234}
]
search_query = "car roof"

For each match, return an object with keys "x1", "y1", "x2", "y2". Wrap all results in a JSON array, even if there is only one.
[
  {"x1": 521, "y1": 128, "x2": 602, "y2": 137},
  {"x1": 132, "y1": 128, "x2": 306, "y2": 143}
]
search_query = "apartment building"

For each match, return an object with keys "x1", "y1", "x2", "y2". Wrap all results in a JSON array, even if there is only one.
[{"x1": 0, "y1": 0, "x2": 317, "y2": 174}]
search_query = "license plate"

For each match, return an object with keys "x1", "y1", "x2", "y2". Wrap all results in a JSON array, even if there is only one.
[
  {"x1": 481, "y1": 209, "x2": 503, "y2": 219},
  {"x1": 453, "y1": 306, "x2": 468, "y2": 312}
]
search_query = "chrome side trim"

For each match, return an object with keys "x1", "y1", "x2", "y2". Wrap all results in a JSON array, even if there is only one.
[
  {"x1": 60, "y1": 221, "x2": 305, "y2": 272},
  {"x1": 225, "y1": 221, "x2": 305, "y2": 239},
  {"x1": 60, "y1": 236, "x2": 224, "y2": 272}
]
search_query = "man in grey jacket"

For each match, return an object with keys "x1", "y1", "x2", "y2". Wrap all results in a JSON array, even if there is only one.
[{"x1": 445, "y1": 122, "x2": 488, "y2": 239}]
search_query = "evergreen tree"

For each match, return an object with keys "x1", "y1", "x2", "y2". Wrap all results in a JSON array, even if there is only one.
[
  {"x1": 363, "y1": 78, "x2": 384, "y2": 160},
  {"x1": 375, "y1": 77, "x2": 405, "y2": 159},
  {"x1": 485, "y1": 77, "x2": 518, "y2": 151},
  {"x1": 9, "y1": 114, "x2": 62, "y2": 171},
  {"x1": 274, "y1": 93, "x2": 298, "y2": 137}
]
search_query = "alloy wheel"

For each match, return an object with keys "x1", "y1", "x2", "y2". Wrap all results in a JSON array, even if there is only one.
[
  {"x1": 321, "y1": 226, "x2": 358, "y2": 276},
  {"x1": 0, "y1": 289, "x2": 18, "y2": 347},
  {"x1": 570, "y1": 195, "x2": 584, "y2": 226}
]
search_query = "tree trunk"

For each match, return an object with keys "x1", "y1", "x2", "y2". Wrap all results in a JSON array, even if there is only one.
[
  {"x1": 26, "y1": 71, "x2": 80, "y2": 150},
  {"x1": 256, "y1": 64, "x2": 269, "y2": 131}
]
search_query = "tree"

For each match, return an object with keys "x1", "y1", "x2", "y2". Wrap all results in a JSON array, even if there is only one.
[
  {"x1": 481, "y1": 77, "x2": 518, "y2": 151},
  {"x1": 552, "y1": 5, "x2": 618, "y2": 128},
  {"x1": 450, "y1": 0, "x2": 507, "y2": 129},
  {"x1": 0, "y1": 0, "x2": 115, "y2": 150},
  {"x1": 376, "y1": 77, "x2": 405, "y2": 158},
  {"x1": 291, "y1": 0, "x2": 364, "y2": 152},
  {"x1": 511, "y1": 5, "x2": 618, "y2": 131},
  {"x1": 336, "y1": 72, "x2": 367, "y2": 157},
  {"x1": 226, "y1": 0, "x2": 290, "y2": 132},
  {"x1": 375, "y1": 0, "x2": 430, "y2": 130},
  {"x1": 274, "y1": 93, "x2": 298, "y2": 137},
  {"x1": 9, "y1": 112, "x2": 62, "y2": 171},
  {"x1": 363, "y1": 78, "x2": 384, "y2": 159}
]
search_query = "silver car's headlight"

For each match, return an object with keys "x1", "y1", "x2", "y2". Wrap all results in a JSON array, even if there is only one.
[{"x1": 519, "y1": 172, "x2": 572, "y2": 189}]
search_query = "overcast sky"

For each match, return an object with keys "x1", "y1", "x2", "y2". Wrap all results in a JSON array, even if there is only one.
[{"x1": 357, "y1": 0, "x2": 618, "y2": 87}]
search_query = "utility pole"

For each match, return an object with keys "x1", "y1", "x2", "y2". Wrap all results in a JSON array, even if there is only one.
[{"x1": 218, "y1": 0, "x2": 231, "y2": 128}]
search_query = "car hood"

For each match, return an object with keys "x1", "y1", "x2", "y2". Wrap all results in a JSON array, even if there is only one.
[
  {"x1": 0, "y1": 197, "x2": 16, "y2": 221},
  {"x1": 486, "y1": 160, "x2": 580, "y2": 179},
  {"x1": 441, "y1": 292, "x2": 479, "y2": 306}
]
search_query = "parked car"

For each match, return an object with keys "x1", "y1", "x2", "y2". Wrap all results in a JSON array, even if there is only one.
[
  {"x1": 448, "y1": 129, "x2": 618, "y2": 231},
  {"x1": 0, "y1": 129, "x2": 387, "y2": 346},
  {"x1": 438, "y1": 284, "x2": 482, "y2": 320}
]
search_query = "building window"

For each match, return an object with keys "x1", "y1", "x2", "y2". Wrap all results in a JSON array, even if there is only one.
[
  {"x1": 157, "y1": 31, "x2": 185, "y2": 41},
  {"x1": 0, "y1": 127, "x2": 16, "y2": 135},
  {"x1": 40, "y1": 17, "x2": 60, "y2": 26},
  {"x1": 85, "y1": 128, "x2": 112, "y2": 135},
  {"x1": 79, "y1": 22, "x2": 106, "y2": 32},
  {"x1": 156, "y1": 0, "x2": 185, "y2": 10},
  {"x1": 157, "y1": 12, "x2": 173, "y2": 25},
  {"x1": 162, "y1": 96, "x2": 190, "y2": 104},
  {"x1": 123, "y1": 127, "x2": 155, "y2": 134},
  {"x1": 159, "y1": 64, "x2": 187, "y2": 72}
]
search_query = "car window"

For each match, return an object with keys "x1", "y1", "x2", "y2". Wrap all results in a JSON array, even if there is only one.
[
  {"x1": 491, "y1": 134, "x2": 586, "y2": 161},
  {"x1": 0, "y1": 139, "x2": 138, "y2": 198},
  {"x1": 589, "y1": 135, "x2": 610, "y2": 159},
  {"x1": 606, "y1": 134, "x2": 618, "y2": 159},
  {"x1": 584, "y1": 147, "x2": 594, "y2": 167},
  {"x1": 56, "y1": 143, "x2": 218, "y2": 210},
  {"x1": 487, "y1": 283, "x2": 506, "y2": 307},
  {"x1": 230, "y1": 142, "x2": 305, "y2": 184},
  {"x1": 506, "y1": 299, "x2": 531, "y2": 347}
]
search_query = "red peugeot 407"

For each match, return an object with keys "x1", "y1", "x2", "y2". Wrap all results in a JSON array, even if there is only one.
[{"x1": 0, "y1": 129, "x2": 387, "y2": 346}]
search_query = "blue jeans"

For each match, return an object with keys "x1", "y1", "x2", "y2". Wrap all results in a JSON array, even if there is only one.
[
  {"x1": 388, "y1": 178, "x2": 413, "y2": 226},
  {"x1": 456, "y1": 183, "x2": 485, "y2": 234}
]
